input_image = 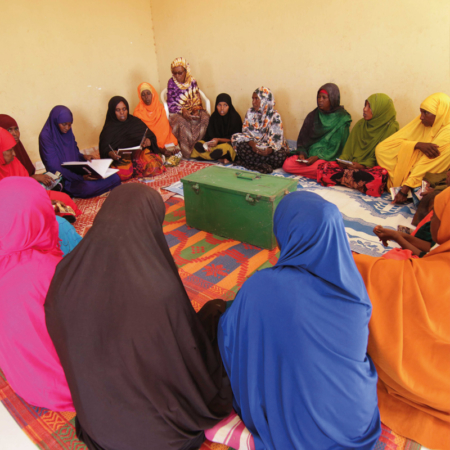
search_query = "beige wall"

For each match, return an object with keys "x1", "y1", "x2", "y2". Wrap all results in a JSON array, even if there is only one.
[
  {"x1": 2, "y1": 0, "x2": 449, "y2": 165},
  {"x1": 151, "y1": 0, "x2": 450, "y2": 143},
  {"x1": 1, "y1": 0, "x2": 160, "y2": 163}
]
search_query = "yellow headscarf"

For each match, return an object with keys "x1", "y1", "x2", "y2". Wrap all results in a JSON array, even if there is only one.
[
  {"x1": 376, "y1": 93, "x2": 450, "y2": 187},
  {"x1": 170, "y1": 57, "x2": 194, "y2": 90}
]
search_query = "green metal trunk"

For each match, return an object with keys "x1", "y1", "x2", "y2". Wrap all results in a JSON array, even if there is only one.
[{"x1": 181, "y1": 166, "x2": 297, "y2": 249}]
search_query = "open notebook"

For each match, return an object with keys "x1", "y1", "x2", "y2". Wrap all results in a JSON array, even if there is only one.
[{"x1": 61, "y1": 159, "x2": 118, "y2": 179}]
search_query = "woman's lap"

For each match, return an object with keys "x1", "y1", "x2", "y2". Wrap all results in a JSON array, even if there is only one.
[
  {"x1": 282, "y1": 155, "x2": 324, "y2": 179},
  {"x1": 233, "y1": 142, "x2": 287, "y2": 174}
]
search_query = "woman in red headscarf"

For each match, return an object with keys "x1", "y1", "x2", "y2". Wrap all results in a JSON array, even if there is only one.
[
  {"x1": 0, "y1": 127, "x2": 81, "y2": 218},
  {"x1": 0, "y1": 114, "x2": 36, "y2": 176},
  {"x1": 0, "y1": 177, "x2": 74, "y2": 411},
  {"x1": 353, "y1": 188, "x2": 450, "y2": 449}
]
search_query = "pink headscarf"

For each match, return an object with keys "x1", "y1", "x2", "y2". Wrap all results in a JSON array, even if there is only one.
[{"x1": 0, "y1": 177, "x2": 74, "y2": 411}]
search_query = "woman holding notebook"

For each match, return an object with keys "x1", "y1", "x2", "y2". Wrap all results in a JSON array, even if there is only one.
[
  {"x1": 39, "y1": 106, "x2": 121, "y2": 198},
  {"x1": 99, "y1": 96, "x2": 166, "y2": 181}
]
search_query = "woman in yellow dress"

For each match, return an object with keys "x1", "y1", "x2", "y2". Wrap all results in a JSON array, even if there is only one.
[{"x1": 376, "y1": 92, "x2": 450, "y2": 204}]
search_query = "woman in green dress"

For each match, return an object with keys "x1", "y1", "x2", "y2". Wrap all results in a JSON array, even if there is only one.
[{"x1": 283, "y1": 83, "x2": 351, "y2": 179}]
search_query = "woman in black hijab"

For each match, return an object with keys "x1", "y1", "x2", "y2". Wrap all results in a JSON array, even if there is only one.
[
  {"x1": 45, "y1": 184, "x2": 233, "y2": 450},
  {"x1": 192, "y1": 93, "x2": 242, "y2": 163},
  {"x1": 99, "y1": 96, "x2": 166, "y2": 181}
]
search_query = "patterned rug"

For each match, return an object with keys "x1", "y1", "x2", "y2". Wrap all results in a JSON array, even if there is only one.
[
  {"x1": 72, "y1": 160, "x2": 212, "y2": 237},
  {"x1": 0, "y1": 161, "x2": 422, "y2": 450}
]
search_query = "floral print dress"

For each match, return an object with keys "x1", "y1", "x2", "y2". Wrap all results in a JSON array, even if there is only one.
[{"x1": 231, "y1": 87, "x2": 288, "y2": 173}]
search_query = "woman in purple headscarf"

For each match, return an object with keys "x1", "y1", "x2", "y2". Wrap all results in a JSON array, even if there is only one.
[{"x1": 39, "y1": 106, "x2": 121, "y2": 198}]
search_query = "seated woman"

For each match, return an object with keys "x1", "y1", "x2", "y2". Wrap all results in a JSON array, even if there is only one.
[
  {"x1": 317, "y1": 93, "x2": 399, "y2": 197},
  {"x1": 192, "y1": 93, "x2": 242, "y2": 163},
  {"x1": 0, "y1": 115, "x2": 59, "y2": 187},
  {"x1": 218, "y1": 191, "x2": 381, "y2": 450},
  {"x1": 1, "y1": 127, "x2": 83, "y2": 227},
  {"x1": 0, "y1": 114, "x2": 36, "y2": 176},
  {"x1": 283, "y1": 83, "x2": 351, "y2": 179},
  {"x1": 232, "y1": 87, "x2": 289, "y2": 174},
  {"x1": 167, "y1": 57, "x2": 210, "y2": 158},
  {"x1": 39, "y1": 106, "x2": 121, "y2": 198},
  {"x1": 354, "y1": 188, "x2": 450, "y2": 450},
  {"x1": 133, "y1": 82, "x2": 178, "y2": 151},
  {"x1": 99, "y1": 96, "x2": 165, "y2": 181},
  {"x1": 376, "y1": 92, "x2": 450, "y2": 204},
  {"x1": 45, "y1": 184, "x2": 233, "y2": 450},
  {"x1": 0, "y1": 177, "x2": 74, "y2": 411}
]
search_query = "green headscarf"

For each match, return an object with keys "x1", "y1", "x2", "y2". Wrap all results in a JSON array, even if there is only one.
[
  {"x1": 339, "y1": 93, "x2": 399, "y2": 168},
  {"x1": 297, "y1": 83, "x2": 352, "y2": 161},
  {"x1": 307, "y1": 109, "x2": 352, "y2": 160}
]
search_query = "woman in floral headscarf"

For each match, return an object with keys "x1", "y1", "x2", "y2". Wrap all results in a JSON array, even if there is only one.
[
  {"x1": 167, "y1": 57, "x2": 210, "y2": 158},
  {"x1": 231, "y1": 87, "x2": 289, "y2": 174}
]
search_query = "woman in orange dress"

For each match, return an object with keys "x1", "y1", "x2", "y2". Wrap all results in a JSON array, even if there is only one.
[
  {"x1": 353, "y1": 188, "x2": 450, "y2": 450},
  {"x1": 133, "y1": 82, "x2": 178, "y2": 151}
]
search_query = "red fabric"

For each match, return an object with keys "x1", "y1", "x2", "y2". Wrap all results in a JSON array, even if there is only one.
[
  {"x1": 381, "y1": 249, "x2": 419, "y2": 260},
  {"x1": 0, "y1": 177, "x2": 73, "y2": 411},
  {"x1": 319, "y1": 89, "x2": 328, "y2": 95},
  {"x1": 411, "y1": 210, "x2": 434, "y2": 237},
  {"x1": 317, "y1": 161, "x2": 388, "y2": 197},
  {"x1": 0, "y1": 128, "x2": 24, "y2": 180},
  {"x1": 47, "y1": 191, "x2": 82, "y2": 216},
  {"x1": 282, "y1": 155, "x2": 324, "y2": 179},
  {"x1": 0, "y1": 115, "x2": 35, "y2": 176}
]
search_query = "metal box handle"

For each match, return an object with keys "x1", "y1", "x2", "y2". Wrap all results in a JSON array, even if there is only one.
[
  {"x1": 191, "y1": 183, "x2": 200, "y2": 194},
  {"x1": 245, "y1": 194, "x2": 260, "y2": 205},
  {"x1": 236, "y1": 172, "x2": 260, "y2": 181}
]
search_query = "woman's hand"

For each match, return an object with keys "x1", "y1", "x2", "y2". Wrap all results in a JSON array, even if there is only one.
[
  {"x1": 392, "y1": 185, "x2": 410, "y2": 204},
  {"x1": 108, "y1": 150, "x2": 121, "y2": 161},
  {"x1": 32, "y1": 174, "x2": 53, "y2": 187},
  {"x1": 256, "y1": 147, "x2": 273, "y2": 156},
  {"x1": 83, "y1": 174, "x2": 99, "y2": 181},
  {"x1": 248, "y1": 141, "x2": 258, "y2": 152},
  {"x1": 181, "y1": 109, "x2": 193, "y2": 121},
  {"x1": 373, "y1": 225, "x2": 398, "y2": 247},
  {"x1": 83, "y1": 153, "x2": 94, "y2": 162},
  {"x1": 350, "y1": 162, "x2": 366, "y2": 170},
  {"x1": 141, "y1": 138, "x2": 151, "y2": 148},
  {"x1": 415, "y1": 142, "x2": 440, "y2": 159},
  {"x1": 306, "y1": 156, "x2": 319, "y2": 166},
  {"x1": 208, "y1": 139, "x2": 219, "y2": 148}
]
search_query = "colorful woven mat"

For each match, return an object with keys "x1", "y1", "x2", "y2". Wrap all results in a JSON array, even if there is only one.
[
  {"x1": 0, "y1": 162, "x2": 421, "y2": 450},
  {"x1": 73, "y1": 160, "x2": 213, "y2": 237}
]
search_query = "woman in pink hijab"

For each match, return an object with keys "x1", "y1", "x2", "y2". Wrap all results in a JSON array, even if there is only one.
[{"x1": 0, "y1": 177, "x2": 74, "y2": 411}]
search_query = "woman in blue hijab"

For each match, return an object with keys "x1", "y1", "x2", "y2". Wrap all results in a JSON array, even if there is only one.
[
  {"x1": 218, "y1": 191, "x2": 381, "y2": 450},
  {"x1": 39, "y1": 106, "x2": 121, "y2": 198}
]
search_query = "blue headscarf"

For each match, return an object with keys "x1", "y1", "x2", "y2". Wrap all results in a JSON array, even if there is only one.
[{"x1": 218, "y1": 191, "x2": 381, "y2": 450}]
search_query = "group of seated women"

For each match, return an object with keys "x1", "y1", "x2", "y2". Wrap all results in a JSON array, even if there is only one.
[
  {"x1": 1, "y1": 176, "x2": 449, "y2": 449},
  {"x1": 2, "y1": 57, "x2": 449, "y2": 203},
  {"x1": 1, "y1": 57, "x2": 450, "y2": 450}
]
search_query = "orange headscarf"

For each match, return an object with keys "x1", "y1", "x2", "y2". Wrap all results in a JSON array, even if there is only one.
[
  {"x1": 434, "y1": 187, "x2": 450, "y2": 243},
  {"x1": 133, "y1": 83, "x2": 178, "y2": 149},
  {"x1": 353, "y1": 189, "x2": 450, "y2": 449}
]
